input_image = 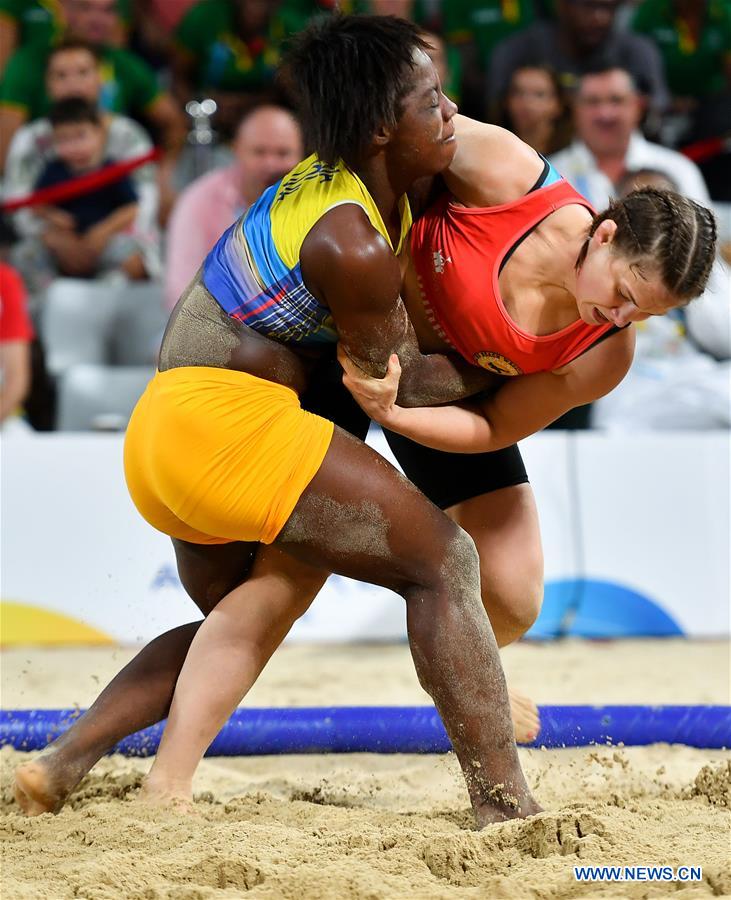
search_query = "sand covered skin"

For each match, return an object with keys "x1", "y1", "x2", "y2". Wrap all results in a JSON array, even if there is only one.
[{"x1": 1, "y1": 640, "x2": 730, "y2": 899}]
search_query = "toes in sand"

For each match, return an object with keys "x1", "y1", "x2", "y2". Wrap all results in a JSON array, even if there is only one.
[
  {"x1": 509, "y1": 688, "x2": 540, "y2": 744},
  {"x1": 14, "y1": 761, "x2": 65, "y2": 816},
  {"x1": 138, "y1": 779, "x2": 197, "y2": 815}
]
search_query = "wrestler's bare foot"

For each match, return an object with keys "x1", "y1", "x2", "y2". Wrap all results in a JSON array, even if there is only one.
[
  {"x1": 474, "y1": 791, "x2": 543, "y2": 828},
  {"x1": 139, "y1": 775, "x2": 195, "y2": 814},
  {"x1": 14, "y1": 757, "x2": 75, "y2": 816},
  {"x1": 509, "y1": 688, "x2": 540, "y2": 744}
]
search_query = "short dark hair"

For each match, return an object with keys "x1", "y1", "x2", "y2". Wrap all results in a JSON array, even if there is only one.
[
  {"x1": 48, "y1": 97, "x2": 101, "y2": 128},
  {"x1": 578, "y1": 64, "x2": 638, "y2": 93},
  {"x1": 47, "y1": 38, "x2": 102, "y2": 70},
  {"x1": 578, "y1": 188, "x2": 717, "y2": 304},
  {"x1": 280, "y1": 14, "x2": 429, "y2": 168}
]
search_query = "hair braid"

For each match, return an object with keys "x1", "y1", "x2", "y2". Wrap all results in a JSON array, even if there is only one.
[{"x1": 589, "y1": 187, "x2": 718, "y2": 304}]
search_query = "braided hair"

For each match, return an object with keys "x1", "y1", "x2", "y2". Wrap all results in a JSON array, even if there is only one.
[{"x1": 576, "y1": 188, "x2": 717, "y2": 303}]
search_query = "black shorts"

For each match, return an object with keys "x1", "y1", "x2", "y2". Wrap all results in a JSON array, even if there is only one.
[{"x1": 300, "y1": 355, "x2": 528, "y2": 510}]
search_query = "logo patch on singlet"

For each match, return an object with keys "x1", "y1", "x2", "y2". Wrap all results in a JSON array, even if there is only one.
[
  {"x1": 474, "y1": 351, "x2": 523, "y2": 376},
  {"x1": 432, "y1": 249, "x2": 451, "y2": 273}
]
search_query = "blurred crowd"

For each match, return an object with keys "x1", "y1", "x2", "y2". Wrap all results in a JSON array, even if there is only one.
[{"x1": 0, "y1": 0, "x2": 729, "y2": 433}]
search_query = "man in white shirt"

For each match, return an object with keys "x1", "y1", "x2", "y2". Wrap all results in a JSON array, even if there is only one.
[{"x1": 550, "y1": 66, "x2": 710, "y2": 208}]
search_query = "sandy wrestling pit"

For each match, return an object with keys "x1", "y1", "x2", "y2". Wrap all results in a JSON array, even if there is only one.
[{"x1": 1, "y1": 640, "x2": 730, "y2": 899}]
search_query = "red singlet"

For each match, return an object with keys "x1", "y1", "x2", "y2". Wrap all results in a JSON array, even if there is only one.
[{"x1": 410, "y1": 178, "x2": 614, "y2": 376}]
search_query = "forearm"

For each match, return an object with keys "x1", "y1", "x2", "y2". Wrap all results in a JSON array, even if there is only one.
[
  {"x1": 384, "y1": 401, "x2": 500, "y2": 453},
  {"x1": 396, "y1": 350, "x2": 499, "y2": 406},
  {"x1": 87, "y1": 203, "x2": 138, "y2": 246}
]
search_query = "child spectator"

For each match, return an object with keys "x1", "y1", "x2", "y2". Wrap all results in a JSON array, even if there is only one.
[
  {"x1": 33, "y1": 97, "x2": 144, "y2": 280},
  {"x1": 4, "y1": 41, "x2": 161, "y2": 290}
]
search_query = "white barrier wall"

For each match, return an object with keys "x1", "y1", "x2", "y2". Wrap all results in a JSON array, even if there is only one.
[{"x1": 1, "y1": 430, "x2": 729, "y2": 643}]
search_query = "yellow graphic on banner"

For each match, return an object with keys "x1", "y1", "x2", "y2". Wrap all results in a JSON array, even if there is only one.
[{"x1": 0, "y1": 601, "x2": 114, "y2": 646}]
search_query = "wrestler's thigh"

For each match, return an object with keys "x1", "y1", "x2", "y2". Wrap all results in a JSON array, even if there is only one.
[
  {"x1": 171, "y1": 538, "x2": 258, "y2": 616},
  {"x1": 276, "y1": 427, "x2": 463, "y2": 594},
  {"x1": 447, "y1": 483, "x2": 544, "y2": 633}
]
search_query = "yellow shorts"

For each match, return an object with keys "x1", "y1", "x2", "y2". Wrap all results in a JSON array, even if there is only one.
[{"x1": 123, "y1": 366, "x2": 334, "y2": 545}]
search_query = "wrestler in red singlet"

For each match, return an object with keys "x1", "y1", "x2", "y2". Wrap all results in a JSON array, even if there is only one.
[{"x1": 410, "y1": 172, "x2": 615, "y2": 377}]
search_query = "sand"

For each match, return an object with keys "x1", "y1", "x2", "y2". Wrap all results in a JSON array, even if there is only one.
[{"x1": 1, "y1": 640, "x2": 730, "y2": 899}]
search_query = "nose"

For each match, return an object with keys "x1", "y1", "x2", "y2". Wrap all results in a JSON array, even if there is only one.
[
  {"x1": 612, "y1": 302, "x2": 635, "y2": 327},
  {"x1": 443, "y1": 94, "x2": 458, "y2": 121}
]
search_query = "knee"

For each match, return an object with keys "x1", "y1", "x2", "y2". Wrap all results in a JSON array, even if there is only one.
[
  {"x1": 405, "y1": 523, "x2": 482, "y2": 605},
  {"x1": 484, "y1": 576, "x2": 543, "y2": 646}
]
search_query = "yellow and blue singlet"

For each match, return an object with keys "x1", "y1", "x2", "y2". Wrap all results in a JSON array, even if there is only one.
[{"x1": 203, "y1": 153, "x2": 412, "y2": 345}]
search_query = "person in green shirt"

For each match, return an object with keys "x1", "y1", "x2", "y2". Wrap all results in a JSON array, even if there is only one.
[
  {"x1": 0, "y1": 0, "x2": 132, "y2": 73},
  {"x1": 0, "y1": 0, "x2": 185, "y2": 177},
  {"x1": 442, "y1": 0, "x2": 536, "y2": 118},
  {"x1": 0, "y1": 0, "x2": 63, "y2": 70},
  {"x1": 173, "y1": 0, "x2": 309, "y2": 137},
  {"x1": 631, "y1": 0, "x2": 731, "y2": 101}
]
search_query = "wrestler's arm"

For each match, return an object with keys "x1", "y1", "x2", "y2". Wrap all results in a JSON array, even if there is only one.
[
  {"x1": 301, "y1": 203, "x2": 497, "y2": 406},
  {"x1": 344, "y1": 329, "x2": 635, "y2": 452},
  {"x1": 446, "y1": 117, "x2": 544, "y2": 206}
]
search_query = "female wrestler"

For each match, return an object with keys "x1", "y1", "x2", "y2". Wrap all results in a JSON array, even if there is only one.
[
  {"x1": 14, "y1": 16, "x2": 539, "y2": 827},
  {"x1": 118, "y1": 116, "x2": 716, "y2": 809},
  {"x1": 341, "y1": 117, "x2": 718, "y2": 454}
]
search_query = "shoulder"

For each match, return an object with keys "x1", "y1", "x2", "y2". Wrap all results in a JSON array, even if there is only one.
[
  {"x1": 35, "y1": 157, "x2": 66, "y2": 181},
  {"x1": 177, "y1": 0, "x2": 225, "y2": 35},
  {"x1": 615, "y1": 29, "x2": 662, "y2": 60},
  {"x1": 7, "y1": 118, "x2": 49, "y2": 158},
  {"x1": 301, "y1": 202, "x2": 400, "y2": 298},
  {"x1": 305, "y1": 202, "x2": 395, "y2": 265},
  {"x1": 178, "y1": 166, "x2": 232, "y2": 207},
  {"x1": 103, "y1": 45, "x2": 154, "y2": 78},
  {"x1": 447, "y1": 118, "x2": 544, "y2": 205},
  {"x1": 492, "y1": 20, "x2": 548, "y2": 57},
  {"x1": 633, "y1": 138, "x2": 709, "y2": 202}
]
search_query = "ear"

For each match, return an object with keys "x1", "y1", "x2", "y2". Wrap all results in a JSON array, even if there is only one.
[
  {"x1": 593, "y1": 218, "x2": 617, "y2": 245},
  {"x1": 371, "y1": 122, "x2": 392, "y2": 151}
]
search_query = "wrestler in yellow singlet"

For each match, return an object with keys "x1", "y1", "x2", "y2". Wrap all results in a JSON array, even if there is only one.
[{"x1": 124, "y1": 153, "x2": 412, "y2": 545}]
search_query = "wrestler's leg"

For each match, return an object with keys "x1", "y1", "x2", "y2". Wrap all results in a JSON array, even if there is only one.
[
  {"x1": 14, "y1": 540, "x2": 261, "y2": 815},
  {"x1": 274, "y1": 429, "x2": 540, "y2": 825},
  {"x1": 448, "y1": 484, "x2": 544, "y2": 646},
  {"x1": 447, "y1": 483, "x2": 544, "y2": 743},
  {"x1": 142, "y1": 545, "x2": 328, "y2": 803}
]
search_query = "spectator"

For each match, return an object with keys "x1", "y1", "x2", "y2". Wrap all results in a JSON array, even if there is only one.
[
  {"x1": 172, "y1": 0, "x2": 308, "y2": 137},
  {"x1": 0, "y1": 0, "x2": 186, "y2": 172},
  {"x1": 0, "y1": 0, "x2": 65, "y2": 73},
  {"x1": 631, "y1": 0, "x2": 731, "y2": 106},
  {"x1": 549, "y1": 66, "x2": 710, "y2": 208},
  {"x1": 165, "y1": 105, "x2": 302, "y2": 310},
  {"x1": 487, "y1": 0, "x2": 669, "y2": 120},
  {"x1": 4, "y1": 40, "x2": 161, "y2": 288},
  {"x1": 0, "y1": 260, "x2": 34, "y2": 428},
  {"x1": 593, "y1": 168, "x2": 730, "y2": 431},
  {"x1": 499, "y1": 64, "x2": 572, "y2": 155},
  {"x1": 30, "y1": 98, "x2": 144, "y2": 281},
  {"x1": 442, "y1": 0, "x2": 536, "y2": 117}
]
